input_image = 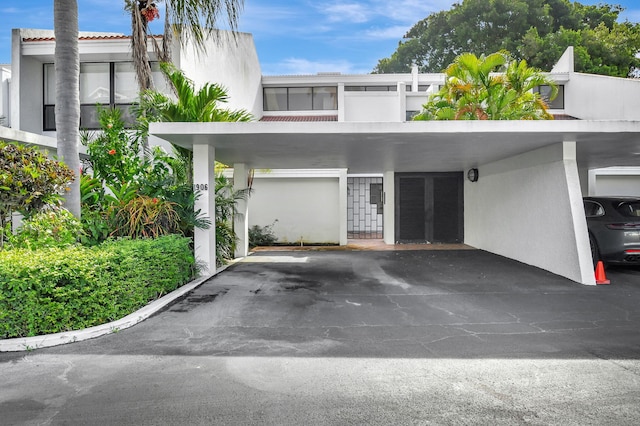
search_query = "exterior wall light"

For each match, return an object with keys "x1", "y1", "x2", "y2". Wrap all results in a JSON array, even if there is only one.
[{"x1": 467, "y1": 168, "x2": 479, "y2": 182}]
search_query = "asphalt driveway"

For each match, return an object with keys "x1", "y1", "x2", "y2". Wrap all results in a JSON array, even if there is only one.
[{"x1": 2, "y1": 250, "x2": 640, "y2": 425}]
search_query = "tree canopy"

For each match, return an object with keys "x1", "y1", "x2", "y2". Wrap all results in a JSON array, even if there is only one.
[{"x1": 374, "y1": 0, "x2": 640, "y2": 78}]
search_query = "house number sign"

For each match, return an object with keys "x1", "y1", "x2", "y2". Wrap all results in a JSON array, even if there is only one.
[{"x1": 193, "y1": 184, "x2": 209, "y2": 191}]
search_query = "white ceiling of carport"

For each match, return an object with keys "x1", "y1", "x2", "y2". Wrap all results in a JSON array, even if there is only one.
[{"x1": 150, "y1": 120, "x2": 640, "y2": 173}]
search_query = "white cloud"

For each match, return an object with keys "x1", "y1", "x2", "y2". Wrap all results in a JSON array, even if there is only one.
[{"x1": 321, "y1": 3, "x2": 371, "y2": 24}]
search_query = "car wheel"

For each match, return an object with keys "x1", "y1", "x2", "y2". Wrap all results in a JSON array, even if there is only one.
[{"x1": 589, "y1": 234, "x2": 601, "y2": 268}]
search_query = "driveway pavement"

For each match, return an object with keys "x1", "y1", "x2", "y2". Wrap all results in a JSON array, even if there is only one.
[{"x1": 1, "y1": 250, "x2": 640, "y2": 425}]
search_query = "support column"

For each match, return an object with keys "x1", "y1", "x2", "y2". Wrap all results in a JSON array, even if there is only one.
[
  {"x1": 337, "y1": 83, "x2": 345, "y2": 122},
  {"x1": 383, "y1": 171, "x2": 395, "y2": 244},
  {"x1": 397, "y1": 82, "x2": 406, "y2": 122},
  {"x1": 233, "y1": 163, "x2": 249, "y2": 258},
  {"x1": 339, "y1": 169, "x2": 348, "y2": 245},
  {"x1": 193, "y1": 144, "x2": 216, "y2": 276}
]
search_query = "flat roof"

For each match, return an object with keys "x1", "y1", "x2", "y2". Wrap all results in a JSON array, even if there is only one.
[{"x1": 150, "y1": 120, "x2": 640, "y2": 173}]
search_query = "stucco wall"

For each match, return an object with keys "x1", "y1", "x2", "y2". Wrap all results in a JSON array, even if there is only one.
[
  {"x1": 17, "y1": 56, "x2": 42, "y2": 133},
  {"x1": 0, "y1": 67, "x2": 10, "y2": 126},
  {"x1": 594, "y1": 175, "x2": 640, "y2": 196},
  {"x1": 175, "y1": 31, "x2": 263, "y2": 117},
  {"x1": 343, "y1": 92, "x2": 401, "y2": 122},
  {"x1": 248, "y1": 176, "x2": 340, "y2": 244},
  {"x1": 465, "y1": 142, "x2": 595, "y2": 284},
  {"x1": 565, "y1": 73, "x2": 640, "y2": 120}
]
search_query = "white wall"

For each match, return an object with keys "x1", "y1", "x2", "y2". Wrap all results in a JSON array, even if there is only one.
[
  {"x1": 343, "y1": 92, "x2": 401, "y2": 122},
  {"x1": 16, "y1": 56, "x2": 42, "y2": 133},
  {"x1": 0, "y1": 66, "x2": 10, "y2": 126},
  {"x1": 248, "y1": 173, "x2": 341, "y2": 244},
  {"x1": 565, "y1": 73, "x2": 640, "y2": 120},
  {"x1": 588, "y1": 167, "x2": 640, "y2": 196},
  {"x1": 175, "y1": 31, "x2": 263, "y2": 117},
  {"x1": 465, "y1": 142, "x2": 595, "y2": 285}
]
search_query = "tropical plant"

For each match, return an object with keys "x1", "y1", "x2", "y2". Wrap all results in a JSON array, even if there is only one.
[
  {"x1": 0, "y1": 142, "x2": 75, "y2": 248},
  {"x1": 83, "y1": 108, "x2": 146, "y2": 187},
  {"x1": 414, "y1": 51, "x2": 557, "y2": 121},
  {"x1": 80, "y1": 107, "x2": 211, "y2": 242},
  {"x1": 138, "y1": 62, "x2": 253, "y2": 186},
  {"x1": 138, "y1": 64, "x2": 253, "y2": 262},
  {"x1": 214, "y1": 173, "x2": 250, "y2": 265},
  {"x1": 123, "y1": 0, "x2": 245, "y2": 92},
  {"x1": 54, "y1": 0, "x2": 81, "y2": 217},
  {"x1": 109, "y1": 195, "x2": 181, "y2": 239}
]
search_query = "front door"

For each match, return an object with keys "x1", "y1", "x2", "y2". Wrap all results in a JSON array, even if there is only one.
[{"x1": 395, "y1": 172, "x2": 463, "y2": 243}]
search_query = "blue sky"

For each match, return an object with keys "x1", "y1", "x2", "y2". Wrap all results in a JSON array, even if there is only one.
[{"x1": 1, "y1": 0, "x2": 639, "y2": 75}]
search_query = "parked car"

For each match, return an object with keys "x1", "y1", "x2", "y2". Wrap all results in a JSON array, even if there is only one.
[{"x1": 584, "y1": 197, "x2": 640, "y2": 266}]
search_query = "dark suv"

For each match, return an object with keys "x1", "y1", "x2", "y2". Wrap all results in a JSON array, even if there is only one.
[{"x1": 584, "y1": 197, "x2": 640, "y2": 266}]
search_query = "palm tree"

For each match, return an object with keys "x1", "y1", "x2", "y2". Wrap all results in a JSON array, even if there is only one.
[
  {"x1": 138, "y1": 62, "x2": 252, "y2": 184},
  {"x1": 138, "y1": 63, "x2": 252, "y2": 264},
  {"x1": 414, "y1": 51, "x2": 558, "y2": 121},
  {"x1": 54, "y1": 0, "x2": 81, "y2": 217},
  {"x1": 124, "y1": 0, "x2": 244, "y2": 92}
]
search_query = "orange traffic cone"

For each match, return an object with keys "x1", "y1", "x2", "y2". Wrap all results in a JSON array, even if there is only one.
[{"x1": 595, "y1": 261, "x2": 610, "y2": 285}]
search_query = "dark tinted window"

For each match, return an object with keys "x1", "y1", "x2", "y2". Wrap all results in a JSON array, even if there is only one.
[
  {"x1": 584, "y1": 200, "x2": 604, "y2": 217},
  {"x1": 614, "y1": 201, "x2": 640, "y2": 217}
]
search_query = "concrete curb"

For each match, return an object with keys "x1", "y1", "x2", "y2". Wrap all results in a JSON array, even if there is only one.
[{"x1": 0, "y1": 264, "x2": 232, "y2": 352}]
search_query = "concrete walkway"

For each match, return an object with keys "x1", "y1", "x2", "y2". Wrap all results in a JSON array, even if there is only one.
[{"x1": 1, "y1": 250, "x2": 640, "y2": 424}]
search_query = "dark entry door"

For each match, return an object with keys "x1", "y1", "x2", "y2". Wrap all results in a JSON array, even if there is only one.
[{"x1": 395, "y1": 173, "x2": 463, "y2": 243}]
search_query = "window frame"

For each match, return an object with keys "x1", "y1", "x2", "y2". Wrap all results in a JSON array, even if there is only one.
[
  {"x1": 263, "y1": 86, "x2": 338, "y2": 111},
  {"x1": 43, "y1": 61, "x2": 152, "y2": 131}
]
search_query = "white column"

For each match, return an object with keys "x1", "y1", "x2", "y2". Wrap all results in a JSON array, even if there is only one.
[
  {"x1": 193, "y1": 144, "x2": 216, "y2": 276},
  {"x1": 411, "y1": 63, "x2": 419, "y2": 92},
  {"x1": 383, "y1": 171, "x2": 395, "y2": 244},
  {"x1": 339, "y1": 169, "x2": 348, "y2": 245},
  {"x1": 233, "y1": 163, "x2": 249, "y2": 258},
  {"x1": 397, "y1": 82, "x2": 406, "y2": 122},
  {"x1": 337, "y1": 83, "x2": 345, "y2": 122},
  {"x1": 563, "y1": 141, "x2": 596, "y2": 285}
]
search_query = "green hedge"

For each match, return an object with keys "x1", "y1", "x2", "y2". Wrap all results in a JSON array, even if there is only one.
[{"x1": 0, "y1": 235, "x2": 195, "y2": 339}]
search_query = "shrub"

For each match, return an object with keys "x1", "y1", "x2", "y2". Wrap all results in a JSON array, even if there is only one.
[
  {"x1": 8, "y1": 208, "x2": 84, "y2": 249},
  {"x1": 249, "y1": 221, "x2": 278, "y2": 248},
  {"x1": 0, "y1": 235, "x2": 195, "y2": 338},
  {"x1": 0, "y1": 142, "x2": 75, "y2": 248}
]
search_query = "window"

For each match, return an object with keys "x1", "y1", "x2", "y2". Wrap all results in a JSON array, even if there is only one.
[
  {"x1": 264, "y1": 88, "x2": 287, "y2": 111},
  {"x1": 615, "y1": 201, "x2": 640, "y2": 217},
  {"x1": 44, "y1": 61, "x2": 163, "y2": 131},
  {"x1": 345, "y1": 85, "x2": 398, "y2": 92},
  {"x1": 114, "y1": 62, "x2": 137, "y2": 103},
  {"x1": 584, "y1": 200, "x2": 605, "y2": 217},
  {"x1": 407, "y1": 85, "x2": 431, "y2": 92},
  {"x1": 263, "y1": 86, "x2": 337, "y2": 111},
  {"x1": 80, "y1": 63, "x2": 110, "y2": 104},
  {"x1": 406, "y1": 110, "x2": 419, "y2": 121},
  {"x1": 313, "y1": 86, "x2": 337, "y2": 110},
  {"x1": 289, "y1": 87, "x2": 313, "y2": 110},
  {"x1": 534, "y1": 85, "x2": 564, "y2": 109}
]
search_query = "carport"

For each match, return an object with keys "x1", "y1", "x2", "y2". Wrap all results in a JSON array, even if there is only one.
[{"x1": 150, "y1": 119, "x2": 640, "y2": 285}]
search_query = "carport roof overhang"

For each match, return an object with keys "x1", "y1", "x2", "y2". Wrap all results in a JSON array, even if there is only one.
[{"x1": 150, "y1": 120, "x2": 640, "y2": 173}]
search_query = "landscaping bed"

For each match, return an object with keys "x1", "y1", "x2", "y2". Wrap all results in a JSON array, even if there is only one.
[{"x1": 0, "y1": 235, "x2": 195, "y2": 339}]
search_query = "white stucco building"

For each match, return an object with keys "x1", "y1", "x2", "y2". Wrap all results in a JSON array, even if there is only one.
[{"x1": 2, "y1": 28, "x2": 640, "y2": 285}]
